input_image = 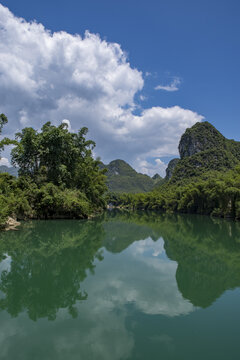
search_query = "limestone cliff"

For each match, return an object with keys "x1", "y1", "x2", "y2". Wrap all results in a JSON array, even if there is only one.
[
  {"x1": 178, "y1": 121, "x2": 225, "y2": 159},
  {"x1": 165, "y1": 159, "x2": 180, "y2": 180},
  {"x1": 166, "y1": 121, "x2": 240, "y2": 181}
]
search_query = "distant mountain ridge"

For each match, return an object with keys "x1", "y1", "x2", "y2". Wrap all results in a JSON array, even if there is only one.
[
  {"x1": 0, "y1": 165, "x2": 18, "y2": 177},
  {"x1": 166, "y1": 121, "x2": 240, "y2": 182},
  {"x1": 3, "y1": 121, "x2": 237, "y2": 192},
  {"x1": 100, "y1": 159, "x2": 163, "y2": 193},
  {"x1": 0, "y1": 160, "x2": 163, "y2": 193}
]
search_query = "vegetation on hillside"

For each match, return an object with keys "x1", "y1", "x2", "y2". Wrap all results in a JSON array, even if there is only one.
[
  {"x1": 110, "y1": 122, "x2": 240, "y2": 220},
  {"x1": 100, "y1": 159, "x2": 163, "y2": 193},
  {"x1": 170, "y1": 121, "x2": 240, "y2": 182},
  {"x1": 2, "y1": 117, "x2": 240, "y2": 226},
  {"x1": 109, "y1": 166, "x2": 240, "y2": 219}
]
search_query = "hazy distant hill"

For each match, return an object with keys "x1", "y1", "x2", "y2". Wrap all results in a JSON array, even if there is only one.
[
  {"x1": 100, "y1": 159, "x2": 163, "y2": 193},
  {"x1": 0, "y1": 165, "x2": 18, "y2": 177}
]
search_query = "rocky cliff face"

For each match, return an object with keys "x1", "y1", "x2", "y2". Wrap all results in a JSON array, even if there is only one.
[
  {"x1": 165, "y1": 159, "x2": 180, "y2": 179},
  {"x1": 166, "y1": 121, "x2": 240, "y2": 182},
  {"x1": 179, "y1": 135, "x2": 203, "y2": 158},
  {"x1": 178, "y1": 121, "x2": 225, "y2": 159}
]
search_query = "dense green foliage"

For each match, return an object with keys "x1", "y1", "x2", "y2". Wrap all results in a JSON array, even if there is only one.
[
  {"x1": 100, "y1": 159, "x2": 162, "y2": 193},
  {"x1": 172, "y1": 148, "x2": 240, "y2": 182},
  {"x1": 0, "y1": 114, "x2": 16, "y2": 156},
  {"x1": 109, "y1": 166, "x2": 240, "y2": 220},
  {"x1": 171, "y1": 121, "x2": 240, "y2": 182},
  {"x1": 2, "y1": 118, "x2": 240, "y2": 226},
  {"x1": 0, "y1": 114, "x2": 15, "y2": 226},
  {"x1": 109, "y1": 122, "x2": 240, "y2": 220},
  {"x1": 178, "y1": 121, "x2": 226, "y2": 158},
  {"x1": 0, "y1": 117, "x2": 107, "y2": 226},
  {"x1": 0, "y1": 114, "x2": 8, "y2": 154}
]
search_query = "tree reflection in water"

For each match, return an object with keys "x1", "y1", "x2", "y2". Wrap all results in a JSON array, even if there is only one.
[
  {"x1": 0, "y1": 211, "x2": 240, "y2": 320},
  {"x1": 0, "y1": 219, "x2": 105, "y2": 320}
]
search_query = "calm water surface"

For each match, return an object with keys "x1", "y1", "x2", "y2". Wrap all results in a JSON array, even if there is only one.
[{"x1": 0, "y1": 211, "x2": 240, "y2": 359}]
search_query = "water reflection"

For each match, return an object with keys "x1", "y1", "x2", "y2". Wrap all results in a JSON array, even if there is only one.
[
  {"x1": 0, "y1": 220, "x2": 105, "y2": 320},
  {"x1": 104, "y1": 210, "x2": 240, "y2": 307},
  {"x1": 0, "y1": 211, "x2": 240, "y2": 322}
]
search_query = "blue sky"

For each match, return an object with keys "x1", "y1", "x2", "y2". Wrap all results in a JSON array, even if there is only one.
[{"x1": 0, "y1": 0, "x2": 239, "y2": 175}]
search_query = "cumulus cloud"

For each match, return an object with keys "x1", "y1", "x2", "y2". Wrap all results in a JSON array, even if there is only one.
[
  {"x1": 0, "y1": 4, "x2": 203, "y2": 173},
  {"x1": 62, "y1": 119, "x2": 71, "y2": 131},
  {"x1": 134, "y1": 158, "x2": 167, "y2": 177},
  {"x1": 0, "y1": 157, "x2": 10, "y2": 166},
  {"x1": 155, "y1": 77, "x2": 181, "y2": 92}
]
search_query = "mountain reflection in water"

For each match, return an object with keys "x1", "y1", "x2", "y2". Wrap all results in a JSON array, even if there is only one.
[
  {"x1": 1, "y1": 211, "x2": 240, "y2": 359},
  {"x1": 0, "y1": 210, "x2": 239, "y2": 321}
]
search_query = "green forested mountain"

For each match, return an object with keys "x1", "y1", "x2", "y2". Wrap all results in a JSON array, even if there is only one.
[
  {"x1": 0, "y1": 157, "x2": 162, "y2": 194},
  {"x1": 112, "y1": 122, "x2": 240, "y2": 220},
  {"x1": 100, "y1": 159, "x2": 162, "y2": 193},
  {"x1": 2, "y1": 116, "x2": 240, "y2": 226},
  {"x1": 166, "y1": 121, "x2": 240, "y2": 183}
]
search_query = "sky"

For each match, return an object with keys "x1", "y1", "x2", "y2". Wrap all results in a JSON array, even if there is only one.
[{"x1": 0, "y1": 0, "x2": 239, "y2": 176}]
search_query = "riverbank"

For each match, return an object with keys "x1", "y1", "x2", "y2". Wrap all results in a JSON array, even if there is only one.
[
  {"x1": 1, "y1": 217, "x2": 20, "y2": 231},
  {"x1": 0, "y1": 209, "x2": 105, "y2": 232}
]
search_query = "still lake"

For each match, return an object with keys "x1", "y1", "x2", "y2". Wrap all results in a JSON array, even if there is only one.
[{"x1": 0, "y1": 210, "x2": 240, "y2": 359}]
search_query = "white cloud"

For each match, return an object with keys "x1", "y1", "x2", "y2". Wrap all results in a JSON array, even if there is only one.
[
  {"x1": 134, "y1": 158, "x2": 167, "y2": 177},
  {"x1": 139, "y1": 94, "x2": 147, "y2": 101},
  {"x1": 0, "y1": 5, "x2": 203, "y2": 174},
  {"x1": 62, "y1": 119, "x2": 71, "y2": 131},
  {"x1": 0, "y1": 157, "x2": 10, "y2": 166},
  {"x1": 155, "y1": 77, "x2": 181, "y2": 92}
]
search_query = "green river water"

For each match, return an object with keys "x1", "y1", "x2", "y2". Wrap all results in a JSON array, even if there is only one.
[{"x1": 0, "y1": 210, "x2": 240, "y2": 359}]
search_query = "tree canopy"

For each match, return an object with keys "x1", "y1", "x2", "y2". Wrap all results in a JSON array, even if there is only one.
[
  {"x1": 11, "y1": 121, "x2": 107, "y2": 204},
  {"x1": 0, "y1": 114, "x2": 13, "y2": 156},
  {"x1": 0, "y1": 118, "x2": 107, "y2": 225}
]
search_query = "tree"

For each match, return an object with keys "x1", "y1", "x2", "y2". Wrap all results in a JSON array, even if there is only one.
[
  {"x1": 11, "y1": 127, "x2": 40, "y2": 177},
  {"x1": 11, "y1": 121, "x2": 107, "y2": 206},
  {"x1": 0, "y1": 114, "x2": 14, "y2": 157},
  {"x1": 0, "y1": 113, "x2": 8, "y2": 134}
]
